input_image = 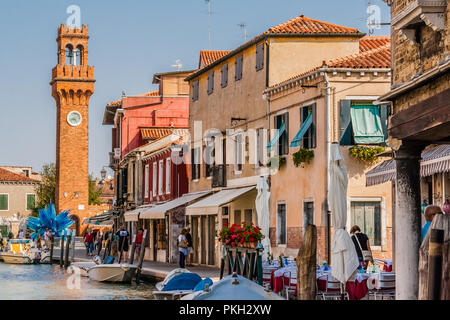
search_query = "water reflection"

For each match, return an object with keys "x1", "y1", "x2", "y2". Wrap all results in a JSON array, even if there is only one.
[{"x1": 0, "y1": 263, "x2": 155, "y2": 300}]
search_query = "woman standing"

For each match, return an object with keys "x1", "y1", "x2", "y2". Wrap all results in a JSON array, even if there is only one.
[
  {"x1": 350, "y1": 225, "x2": 373, "y2": 271},
  {"x1": 178, "y1": 229, "x2": 188, "y2": 268}
]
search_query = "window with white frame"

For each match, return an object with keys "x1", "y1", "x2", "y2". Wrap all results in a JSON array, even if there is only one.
[
  {"x1": 26, "y1": 194, "x2": 36, "y2": 211},
  {"x1": 350, "y1": 201, "x2": 381, "y2": 246},
  {"x1": 152, "y1": 162, "x2": 157, "y2": 197},
  {"x1": 0, "y1": 194, "x2": 8, "y2": 211},
  {"x1": 158, "y1": 160, "x2": 163, "y2": 195},
  {"x1": 277, "y1": 202, "x2": 287, "y2": 245},
  {"x1": 166, "y1": 158, "x2": 171, "y2": 194},
  {"x1": 144, "y1": 164, "x2": 149, "y2": 199}
]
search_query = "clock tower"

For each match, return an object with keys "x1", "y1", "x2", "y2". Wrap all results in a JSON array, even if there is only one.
[{"x1": 51, "y1": 24, "x2": 95, "y2": 234}]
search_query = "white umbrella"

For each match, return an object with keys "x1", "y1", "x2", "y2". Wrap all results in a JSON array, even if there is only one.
[
  {"x1": 329, "y1": 143, "x2": 359, "y2": 284},
  {"x1": 256, "y1": 176, "x2": 272, "y2": 261}
]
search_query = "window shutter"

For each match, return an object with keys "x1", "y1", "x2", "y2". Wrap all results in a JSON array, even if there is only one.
[
  {"x1": 0, "y1": 195, "x2": 7, "y2": 210},
  {"x1": 235, "y1": 55, "x2": 243, "y2": 81},
  {"x1": 208, "y1": 71, "x2": 214, "y2": 95},
  {"x1": 256, "y1": 43, "x2": 264, "y2": 71},
  {"x1": 283, "y1": 112, "x2": 289, "y2": 155},
  {"x1": 221, "y1": 64, "x2": 228, "y2": 88},
  {"x1": 192, "y1": 80, "x2": 199, "y2": 101},
  {"x1": 339, "y1": 100, "x2": 352, "y2": 145},
  {"x1": 312, "y1": 103, "x2": 317, "y2": 148},
  {"x1": 379, "y1": 104, "x2": 388, "y2": 144}
]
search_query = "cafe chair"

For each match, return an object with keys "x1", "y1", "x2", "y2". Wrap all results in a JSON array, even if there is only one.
[
  {"x1": 367, "y1": 272, "x2": 395, "y2": 300},
  {"x1": 282, "y1": 270, "x2": 297, "y2": 300},
  {"x1": 316, "y1": 274, "x2": 349, "y2": 300}
]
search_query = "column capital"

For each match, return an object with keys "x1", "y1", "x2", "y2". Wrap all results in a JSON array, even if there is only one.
[{"x1": 394, "y1": 141, "x2": 427, "y2": 161}]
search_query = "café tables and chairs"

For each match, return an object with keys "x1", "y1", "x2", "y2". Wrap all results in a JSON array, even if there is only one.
[
  {"x1": 367, "y1": 272, "x2": 395, "y2": 300},
  {"x1": 316, "y1": 274, "x2": 349, "y2": 300}
]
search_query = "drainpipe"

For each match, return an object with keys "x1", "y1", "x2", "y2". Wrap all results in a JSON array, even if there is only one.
[{"x1": 324, "y1": 71, "x2": 332, "y2": 264}]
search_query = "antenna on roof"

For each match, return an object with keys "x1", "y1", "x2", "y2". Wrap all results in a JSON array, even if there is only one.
[
  {"x1": 238, "y1": 23, "x2": 247, "y2": 41},
  {"x1": 367, "y1": 0, "x2": 390, "y2": 35},
  {"x1": 205, "y1": 0, "x2": 213, "y2": 49},
  {"x1": 171, "y1": 59, "x2": 183, "y2": 71}
]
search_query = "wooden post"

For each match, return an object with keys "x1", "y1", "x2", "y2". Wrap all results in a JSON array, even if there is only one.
[
  {"x1": 129, "y1": 234, "x2": 136, "y2": 264},
  {"x1": 71, "y1": 234, "x2": 75, "y2": 263},
  {"x1": 256, "y1": 249, "x2": 263, "y2": 285},
  {"x1": 64, "y1": 230, "x2": 71, "y2": 269},
  {"x1": 297, "y1": 224, "x2": 317, "y2": 300},
  {"x1": 428, "y1": 229, "x2": 444, "y2": 300},
  {"x1": 102, "y1": 238, "x2": 109, "y2": 261},
  {"x1": 59, "y1": 234, "x2": 65, "y2": 268},
  {"x1": 50, "y1": 235, "x2": 55, "y2": 264},
  {"x1": 136, "y1": 229, "x2": 148, "y2": 284}
]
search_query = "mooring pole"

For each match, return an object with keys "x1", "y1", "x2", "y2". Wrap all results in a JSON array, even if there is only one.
[
  {"x1": 129, "y1": 233, "x2": 136, "y2": 264},
  {"x1": 428, "y1": 229, "x2": 444, "y2": 300},
  {"x1": 64, "y1": 230, "x2": 71, "y2": 269},
  {"x1": 135, "y1": 229, "x2": 148, "y2": 284},
  {"x1": 71, "y1": 232, "x2": 75, "y2": 263},
  {"x1": 59, "y1": 234, "x2": 65, "y2": 268},
  {"x1": 50, "y1": 235, "x2": 55, "y2": 264}
]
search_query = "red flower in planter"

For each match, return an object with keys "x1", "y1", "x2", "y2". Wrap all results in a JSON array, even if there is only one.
[
  {"x1": 240, "y1": 238, "x2": 245, "y2": 243},
  {"x1": 250, "y1": 237, "x2": 255, "y2": 242},
  {"x1": 231, "y1": 242, "x2": 236, "y2": 247}
]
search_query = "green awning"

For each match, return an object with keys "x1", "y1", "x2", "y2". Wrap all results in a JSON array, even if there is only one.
[
  {"x1": 290, "y1": 112, "x2": 312, "y2": 148},
  {"x1": 85, "y1": 211, "x2": 120, "y2": 224},
  {"x1": 267, "y1": 120, "x2": 285, "y2": 152},
  {"x1": 350, "y1": 105, "x2": 384, "y2": 144}
]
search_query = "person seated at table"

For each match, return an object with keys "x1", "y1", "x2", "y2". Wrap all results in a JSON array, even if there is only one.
[
  {"x1": 422, "y1": 205, "x2": 443, "y2": 242},
  {"x1": 350, "y1": 225, "x2": 373, "y2": 271}
]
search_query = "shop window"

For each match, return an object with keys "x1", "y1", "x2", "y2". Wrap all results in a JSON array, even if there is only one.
[{"x1": 351, "y1": 201, "x2": 381, "y2": 246}]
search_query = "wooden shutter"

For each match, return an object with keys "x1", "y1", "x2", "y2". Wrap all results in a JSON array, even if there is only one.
[
  {"x1": 312, "y1": 103, "x2": 317, "y2": 148},
  {"x1": 379, "y1": 104, "x2": 388, "y2": 144},
  {"x1": 282, "y1": 112, "x2": 289, "y2": 155},
  {"x1": 0, "y1": 195, "x2": 8, "y2": 210},
  {"x1": 208, "y1": 71, "x2": 214, "y2": 95},
  {"x1": 192, "y1": 80, "x2": 199, "y2": 101},
  {"x1": 235, "y1": 55, "x2": 243, "y2": 81},
  {"x1": 256, "y1": 43, "x2": 264, "y2": 71},
  {"x1": 27, "y1": 194, "x2": 35, "y2": 210},
  {"x1": 339, "y1": 100, "x2": 352, "y2": 145},
  {"x1": 221, "y1": 64, "x2": 228, "y2": 88}
]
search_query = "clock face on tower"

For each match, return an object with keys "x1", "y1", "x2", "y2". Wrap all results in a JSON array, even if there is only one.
[{"x1": 67, "y1": 111, "x2": 82, "y2": 127}]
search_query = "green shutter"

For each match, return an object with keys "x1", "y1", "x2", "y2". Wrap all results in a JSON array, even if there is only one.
[
  {"x1": 339, "y1": 100, "x2": 352, "y2": 145},
  {"x1": 27, "y1": 194, "x2": 35, "y2": 210},
  {"x1": 379, "y1": 105, "x2": 388, "y2": 145},
  {"x1": 0, "y1": 195, "x2": 8, "y2": 210}
]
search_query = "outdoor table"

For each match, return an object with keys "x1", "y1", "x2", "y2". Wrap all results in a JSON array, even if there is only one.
[
  {"x1": 272, "y1": 265, "x2": 297, "y2": 294},
  {"x1": 316, "y1": 271, "x2": 369, "y2": 300}
]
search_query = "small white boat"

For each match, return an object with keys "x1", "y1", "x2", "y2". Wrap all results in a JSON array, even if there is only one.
[
  {"x1": 182, "y1": 274, "x2": 285, "y2": 300},
  {"x1": 0, "y1": 239, "x2": 36, "y2": 264},
  {"x1": 71, "y1": 261, "x2": 97, "y2": 277},
  {"x1": 88, "y1": 264, "x2": 138, "y2": 283}
]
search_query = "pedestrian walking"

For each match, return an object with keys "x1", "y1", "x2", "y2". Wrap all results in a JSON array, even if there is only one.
[
  {"x1": 135, "y1": 228, "x2": 144, "y2": 262},
  {"x1": 84, "y1": 228, "x2": 95, "y2": 256},
  {"x1": 350, "y1": 225, "x2": 373, "y2": 271},
  {"x1": 177, "y1": 228, "x2": 188, "y2": 269},
  {"x1": 116, "y1": 225, "x2": 130, "y2": 261},
  {"x1": 185, "y1": 227, "x2": 193, "y2": 266},
  {"x1": 43, "y1": 228, "x2": 51, "y2": 249}
]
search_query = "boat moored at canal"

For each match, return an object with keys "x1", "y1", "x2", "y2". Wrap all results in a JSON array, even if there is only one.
[
  {"x1": 0, "y1": 239, "x2": 39, "y2": 264},
  {"x1": 87, "y1": 264, "x2": 138, "y2": 283}
]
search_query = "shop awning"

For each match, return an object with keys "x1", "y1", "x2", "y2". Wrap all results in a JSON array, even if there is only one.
[
  {"x1": 140, "y1": 191, "x2": 212, "y2": 220},
  {"x1": 124, "y1": 208, "x2": 141, "y2": 222},
  {"x1": 350, "y1": 105, "x2": 384, "y2": 144},
  {"x1": 267, "y1": 121, "x2": 285, "y2": 152},
  {"x1": 186, "y1": 186, "x2": 256, "y2": 216},
  {"x1": 83, "y1": 211, "x2": 120, "y2": 225},
  {"x1": 290, "y1": 112, "x2": 312, "y2": 148},
  {"x1": 365, "y1": 144, "x2": 450, "y2": 186}
]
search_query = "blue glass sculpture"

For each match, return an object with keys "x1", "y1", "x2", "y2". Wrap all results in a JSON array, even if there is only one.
[{"x1": 27, "y1": 202, "x2": 74, "y2": 239}]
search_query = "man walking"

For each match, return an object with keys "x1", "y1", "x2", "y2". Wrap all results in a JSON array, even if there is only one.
[{"x1": 116, "y1": 225, "x2": 130, "y2": 262}]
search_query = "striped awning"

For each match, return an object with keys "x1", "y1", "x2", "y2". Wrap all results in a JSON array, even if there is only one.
[
  {"x1": 366, "y1": 145, "x2": 450, "y2": 186},
  {"x1": 83, "y1": 211, "x2": 121, "y2": 225},
  {"x1": 140, "y1": 128, "x2": 173, "y2": 140}
]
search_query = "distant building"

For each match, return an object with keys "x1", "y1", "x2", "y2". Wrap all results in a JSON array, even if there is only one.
[{"x1": 0, "y1": 167, "x2": 41, "y2": 236}]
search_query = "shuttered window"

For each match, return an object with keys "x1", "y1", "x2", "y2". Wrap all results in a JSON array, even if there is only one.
[
  {"x1": 244, "y1": 209, "x2": 253, "y2": 224},
  {"x1": 192, "y1": 80, "x2": 199, "y2": 101},
  {"x1": 191, "y1": 148, "x2": 201, "y2": 180},
  {"x1": 221, "y1": 64, "x2": 228, "y2": 88},
  {"x1": 277, "y1": 203, "x2": 287, "y2": 245},
  {"x1": 351, "y1": 201, "x2": 381, "y2": 246},
  {"x1": 0, "y1": 194, "x2": 8, "y2": 211},
  {"x1": 234, "y1": 133, "x2": 243, "y2": 173},
  {"x1": 234, "y1": 210, "x2": 242, "y2": 225},
  {"x1": 256, "y1": 43, "x2": 264, "y2": 71},
  {"x1": 144, "y1": 164, "x2": 149, "y2": 199},
  {"x1": 26, "y1": 194, "x2": 36, "y2": 211},
  {"x1": 300, "y1": 104, "x2": 317, "y2": 149},
  {"x1": 235, "y1": 54, "x2": 243, "y2": 81},
  {"x1": 166, "y1": 158, "x2": 171, "y2": 194},
  {"x1": 207, "y1": 71, "x2": 214, "y2": 95},
  {"x1": 152, "y1": 162, "x2": 157, "y2": 197},
  {"x1": 158, "y1": 160, "x2": 163, "y2": 195},
  {"x1": 274, "y1": 113, "x2": 289, "y2": 155}
]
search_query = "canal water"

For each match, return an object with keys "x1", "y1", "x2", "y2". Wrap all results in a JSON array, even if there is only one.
[{"x1": 0, "y1": 263, "x2": 156, "y2": 300}]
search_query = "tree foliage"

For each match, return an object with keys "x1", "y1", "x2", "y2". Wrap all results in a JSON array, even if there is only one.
[{"x1": 89, "y1": 174, "x2": 102, "y2": 206}]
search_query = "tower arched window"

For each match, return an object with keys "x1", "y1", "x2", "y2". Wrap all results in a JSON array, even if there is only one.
[
  {"x1": 76, "y1": 45, "x2": 84, "y2": 66},
  {"x1": 65, "y1": 45, "x2": 74, "y2": 65}
]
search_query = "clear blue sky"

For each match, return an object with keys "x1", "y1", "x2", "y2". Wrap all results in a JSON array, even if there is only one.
[{"x1": 0, "y1": 0, "x2": 390, "y2": 178}]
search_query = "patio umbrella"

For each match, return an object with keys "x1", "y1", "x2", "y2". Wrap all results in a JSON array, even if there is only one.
[
  {"x1": 256, "y1": 176, "x2": 272, "y2": 261},
  {"x1": 329, "y1": 143, "x2": 359, "y2": 284}
]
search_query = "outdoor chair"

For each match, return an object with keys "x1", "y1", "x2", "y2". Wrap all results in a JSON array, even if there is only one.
[
  {"x1": 367, "y1": 272, "x2": 395, "y2": 300},
  {"x1": 282, "y1": 270, "x2": 297, "y2": 299},
  {"x1": 316, "y1": 274, "x2": 349, "y2": 300}
]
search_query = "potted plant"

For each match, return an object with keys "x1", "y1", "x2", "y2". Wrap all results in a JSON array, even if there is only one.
[
  {"x1": 266, "y1": 156, "x2": 286, "y2": 170},
  {"x1": 348, "y1": 145, "x2": 385, "y2": 164},
  {"x1": 292, "y1": 148, "x2": 314, "y2": 167}
]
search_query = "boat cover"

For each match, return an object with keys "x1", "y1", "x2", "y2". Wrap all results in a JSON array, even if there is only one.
[
  {"x1": 162, "y1": 273, "x2": 202, "y2": 291},
  {"x1": 193, "y1": 278, "x2": 213, "y2": 292}
]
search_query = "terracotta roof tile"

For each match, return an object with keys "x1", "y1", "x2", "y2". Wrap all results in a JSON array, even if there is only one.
[
  {"x1": 359, "y1": 36, "x2": 391, "y2": 52},
  {"x1": 268, "y1": 45, "x2": 391, "y2": 90},
  {"x1": 140, "y1": 90, "x2": 159, "y2": 97},
  {"x1": 140, "y1": 128, "x2": 174, "y2": 140},
  {"x1": 199, "y1": 50, "x2": 231, "y2": 68},
  {"x1": 264, "y1": 15, "x2": 361, "y2": 35},
  {"x1": 0, "y1": 168, "x2": 39, "y2": 183}
]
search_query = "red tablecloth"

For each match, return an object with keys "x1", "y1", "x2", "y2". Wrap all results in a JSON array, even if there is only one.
[
  {"x1": 271, "y1": 271, "x2": 297, "y2": 296},
  {"x1": 317, "y1": 278, "x2": 368, "y2": 300}
]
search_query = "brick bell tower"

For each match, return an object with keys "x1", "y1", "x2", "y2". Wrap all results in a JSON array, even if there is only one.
[{"x1": 50, "y1": 25, "x2": 95, "y2": 235}]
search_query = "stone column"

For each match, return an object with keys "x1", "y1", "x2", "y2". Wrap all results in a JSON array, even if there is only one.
[{"x1": 394, "y1": 142, "x2": 426, "y2": 300}]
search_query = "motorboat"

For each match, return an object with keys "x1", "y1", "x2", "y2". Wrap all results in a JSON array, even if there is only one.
[
  {"x1": 87, "y1": 263, "x2": 138, "y2": 283},
  {"x1": 181, "y1": 273, "x2": 285, "y2": 300},
  {"x1": 0, "y1": 239, "x2": 37, "y2": 264},
  {"x1": 71, "y1": 261, "x2": 97, "y2": 277},
  {"x1": 152, "y1": 268, "x2": 213, "y2": 300}
]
